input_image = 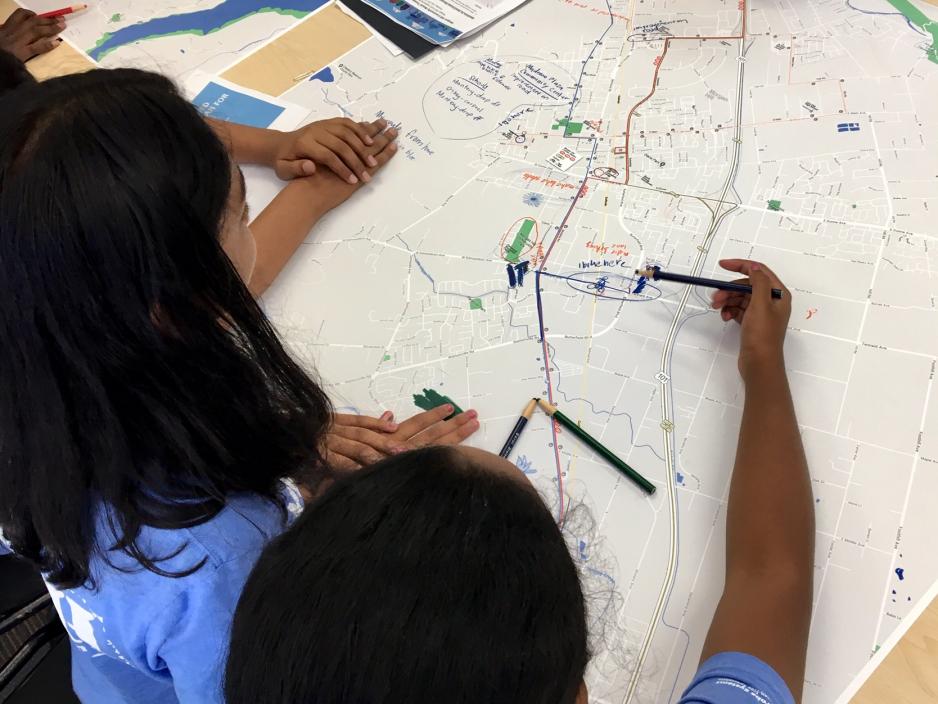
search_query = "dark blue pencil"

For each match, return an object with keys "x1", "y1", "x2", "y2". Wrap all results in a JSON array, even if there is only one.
[
  {"x1": 637, "y1": 266, "x2": 783, "y2": 299},
  {"x1": 499, "y1": 398, "x2": 538, "y2": 458}
]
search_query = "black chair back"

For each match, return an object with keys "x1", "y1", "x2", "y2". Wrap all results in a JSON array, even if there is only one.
[{"x1": 0, "y1": 555, "x2": 72, "y2": 703}]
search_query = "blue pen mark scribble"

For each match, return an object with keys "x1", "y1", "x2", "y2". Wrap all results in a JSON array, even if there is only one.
[{"x1": 515, "y1": 455, "x2": 537, "y2": 475}]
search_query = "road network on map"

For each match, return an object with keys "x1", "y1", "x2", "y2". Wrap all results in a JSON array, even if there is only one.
[
  {"x1": 258, "y1": 2, "x2": 938, "y2": 701},
  {"x1": 53, "y1": 0, "x2": 938, "y2": 701}
]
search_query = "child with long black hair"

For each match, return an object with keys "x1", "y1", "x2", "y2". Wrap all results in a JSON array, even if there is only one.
[
  {"x1": 226, "y1": 262, "x2": 814, "y2": 704},
  {"x1": 0, "y1": 64, "x2": 478, "y2": 703}
]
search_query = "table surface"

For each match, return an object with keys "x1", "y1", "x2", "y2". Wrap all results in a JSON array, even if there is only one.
[
  {"x1": 850, "y1": 595, "x2": 938, "y2": 704},
  {"x1": 6, "y1": 11, "x2": 938, "y2": 704}
]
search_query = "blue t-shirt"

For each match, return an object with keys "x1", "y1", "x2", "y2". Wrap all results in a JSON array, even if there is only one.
[
  {"x1": 2, "y1": 483, "x2": 303, "y2": 704},
  {"x1": 679, "y1": 652, "x2": 795, "y2": 704}
]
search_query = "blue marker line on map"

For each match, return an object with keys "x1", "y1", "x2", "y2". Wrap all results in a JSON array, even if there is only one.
[
  {"x1": 193, "y1": 82, "x2": 285, "y2": 128},
  {"x1": 88, "y1": 0, "x2": 329, "y2": 60},
  {"x1": 895, "y1": 567, "x2": 905, "y2": 581}
]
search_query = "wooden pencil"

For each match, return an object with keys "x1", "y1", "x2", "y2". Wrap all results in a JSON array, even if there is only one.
[
  {"x1": 636, "y1": 267, "x2": 783, "y2": 300},
  {"x1": 537, "y1": 399, "x2": 656, "y2": 495},
  {"x1": 499, "y1": 398, "x2": 538, "y2": 458}
]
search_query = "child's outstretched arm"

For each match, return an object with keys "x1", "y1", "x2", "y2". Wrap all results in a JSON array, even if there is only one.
[
  {"x1": 208, "y1": 117, "x2": 388, "y2": 185},
  {"x1": 700, "y1": 260, "x2": 814, "y2": 700},
  {"x1": 247, "y1": 125, "x2": 398, "y2": 296}
]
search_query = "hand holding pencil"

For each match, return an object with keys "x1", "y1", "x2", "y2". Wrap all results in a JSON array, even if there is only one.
[
  {"x1": 710, "y1": 259, "x2": 791, "y2": 381},
  {"x1": 0, "y1": 8, "x2": 65, "y2": 61}
]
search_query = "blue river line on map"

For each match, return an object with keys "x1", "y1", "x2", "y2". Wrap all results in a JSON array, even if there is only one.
[{"x1": 89, "y1": 0, "x2": 329, "y2": 60}]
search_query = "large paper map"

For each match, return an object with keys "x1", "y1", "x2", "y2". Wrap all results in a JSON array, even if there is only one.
[{"x1": 40, "y1": 0, "x2": 938, "y2": 701}]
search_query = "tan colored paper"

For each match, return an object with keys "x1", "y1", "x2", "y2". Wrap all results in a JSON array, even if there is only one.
[{"x1": 221, "y1": 4, "x2": 369, "y2": 97}]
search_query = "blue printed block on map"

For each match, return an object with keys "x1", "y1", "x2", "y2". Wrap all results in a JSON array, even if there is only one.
[
  {"x1": 193, "y1": 82, "x2": 285, "y2": 128},
  {"x1": 836, "y1": 122, "x2": 860, "y2": 132}
]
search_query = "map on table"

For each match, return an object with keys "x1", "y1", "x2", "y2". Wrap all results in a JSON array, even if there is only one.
[{"x1": 48, "y1": 0, "x2": 938, "y2": 702}]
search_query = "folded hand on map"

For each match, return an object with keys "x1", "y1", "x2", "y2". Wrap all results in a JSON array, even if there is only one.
[
  {"x1": 0, "y1": 8, "x2": 64, "y2": 62},
  {"x1": 273, "y1": 118, "x2": 396, "y2": 186},
  {"x1": 245, "y1": 125, "x2": 398, "y2": 297},
  {"x1": 325, "y1": 405, "x2": 480, "y2": 471}
]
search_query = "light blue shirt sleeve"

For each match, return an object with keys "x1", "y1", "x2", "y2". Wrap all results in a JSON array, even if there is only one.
[
  {"x1": 679, "y1": 652, "x2": 795, "y2": 704},
  {"x1": 144, "y1": 550, "x2": 264, "y2": 703},
  {"x1": 41, "y1": 481, "x2": 305, "y2": 704}
]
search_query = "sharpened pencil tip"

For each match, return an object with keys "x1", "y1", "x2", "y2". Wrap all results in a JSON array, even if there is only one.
[{"x1": 536, "y1": 398, "x2": 557, "y2": 415}]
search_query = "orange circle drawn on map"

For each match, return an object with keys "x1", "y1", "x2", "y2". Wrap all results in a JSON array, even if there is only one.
[{"x1": 499, "y1": 217, "x2": 540, "y2": 262}]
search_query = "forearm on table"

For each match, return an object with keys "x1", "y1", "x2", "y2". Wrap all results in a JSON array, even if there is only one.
[
  {"x1": 729, "y1": 361, "x2": 813, "y2": 577},
  {"x1": 700, "y1": 358, "x2": 814, "y2": 697},
  {"x1": 207, "y1": 118, "x2": 281, "y2": 166},
  {"x1": 248, "y1": 178, "x2": 328, "y2": 297}
]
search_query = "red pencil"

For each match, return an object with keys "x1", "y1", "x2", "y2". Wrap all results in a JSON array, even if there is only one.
[{"x1": 39, "y1": 3, "x2": 88, "y2": 19}]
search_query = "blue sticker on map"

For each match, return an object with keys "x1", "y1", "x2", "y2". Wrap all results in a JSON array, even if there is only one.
[{"x1": 192, "y1": 82, "x2": 285, "y2": 128}]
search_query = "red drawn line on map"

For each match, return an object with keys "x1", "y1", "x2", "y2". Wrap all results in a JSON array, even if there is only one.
[
  {"x1": 621, "y1": 1, "x2": 747, "y2": 185},
  {"x1": 536, "y1": 142, "x2": 597, "y2": 521}
]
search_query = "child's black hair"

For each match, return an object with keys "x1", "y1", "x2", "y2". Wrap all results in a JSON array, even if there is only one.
[
  {"x1": 225, "y1": 446, "x2": 589, "y2": 704},
  {"x1": 0, "y1": 48, "x2": 36, "y2": 98},
  {"x1": 0, "y1": 68, "x2": 333, "y2": 588}
]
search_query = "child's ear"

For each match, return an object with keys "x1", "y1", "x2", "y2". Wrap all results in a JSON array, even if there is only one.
[{"x1": 575, "y1": 681, "x2": 589, "y2": 704}]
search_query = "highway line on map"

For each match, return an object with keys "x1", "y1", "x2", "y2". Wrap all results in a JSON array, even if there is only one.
[{"x1": 623, "y1": 28, "x2": 749, "y2": 704}]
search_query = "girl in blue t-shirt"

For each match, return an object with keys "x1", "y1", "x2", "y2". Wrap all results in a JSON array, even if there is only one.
[
  {"x1": 0, "y1": 64, "x2": 478, "y2": 703},
  {"x1": 226, "y1": 261, "x2": 813, "y2": 704}
]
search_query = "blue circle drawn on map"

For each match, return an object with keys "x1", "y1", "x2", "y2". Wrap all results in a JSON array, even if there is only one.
[{"x1": 562, "y1": 271, "x2": 661, "y2": 302}]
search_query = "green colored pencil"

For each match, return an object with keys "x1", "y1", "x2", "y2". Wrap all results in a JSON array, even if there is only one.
[{"x1": 538, "y1": 399, "x2": 656, "y2": 495}]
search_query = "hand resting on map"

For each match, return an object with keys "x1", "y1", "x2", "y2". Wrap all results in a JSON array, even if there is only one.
[
  {"x1": 245, "y1": 124, "x2": 398, "y2": 296},
  {"x1": 272, "y1": 117, "x2": 397, "y2": 185},
  {"x1": 326, "y1": 405, "x2": 481, "y2": 471},
  {"x1": 209, "y1": 117, "x2": 397, "y2": 188},
  {"x1": 0, "y1": 9, "x2": 64, "y2": 62}
]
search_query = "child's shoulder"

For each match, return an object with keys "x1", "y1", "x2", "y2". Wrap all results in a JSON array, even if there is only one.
[
  {"x1": 99, "y1": 483, "x2": 302, "y2": 578},
  {"x1": 47, "y1": 488, "x2": 304, "y2": 690},
  {"x1": 180, "y1": 488, "x2": 301, "y2": 568}
]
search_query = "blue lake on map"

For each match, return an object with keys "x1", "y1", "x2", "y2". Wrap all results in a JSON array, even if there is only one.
[{"x1": 89, "y1": 0, "x2": 329, "y2": 60}]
